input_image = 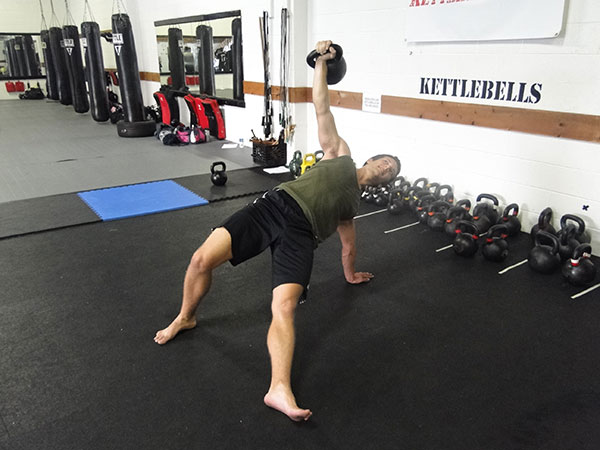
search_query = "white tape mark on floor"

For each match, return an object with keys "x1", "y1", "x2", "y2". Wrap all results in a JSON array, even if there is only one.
[
  {"x1": 498, "y1": 259, "x2": 528, "y2": 274},
  {"x1": 354, "y1": 209, "x2": 386, "y2": 219},
  {"x1": 571, "y1": 283, "x2": 600, "y2": 300},
  {"x1": 384, "y1": 222, "x2": 420, "y2": 234},
  {"x1": 436, "y1": 244, "x2": 453, "y2": 253}
]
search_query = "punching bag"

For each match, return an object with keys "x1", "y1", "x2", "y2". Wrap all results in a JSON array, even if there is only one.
[
  {"x1": 6, "y1": 39, "x2": 19, "y2": 77},
  {"x1": 196, "y1": 25, "x2": 215, "y2": 96},
  {"x1": 112, "y1": 13, "x2": 144, "y2": 122},
  {"x1": 167, "y1": 27, "x2": 185, "y2": 90},
  {"x1": 48, "y1": 27, "x2": 72, "y2": 105},
  {"x1": 81, "y1": 21, "x2": 109, "y2": 122},
  {"x1": 41, "y1": 30, "x2": 58, "y2": 100},
  {"x1": 14, "y1": 36, "x2": 28, "y2": 77},
  {"x1": 231, "y1": 18, "x2": 243, "y2": 101},
  {"x1": 111, "y1": 13, "x2": 155, "y2": 137},
  {"x1": 62, "y1": 25, "x2": 89, "y2": 113},
  {"x1": 23, "y1": 35, "x2": 42, "y2": 77}
]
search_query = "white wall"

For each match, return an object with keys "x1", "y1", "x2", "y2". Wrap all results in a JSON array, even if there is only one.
[{"x1": 3, "y1": 0, "x2": 599, "y2": 250}]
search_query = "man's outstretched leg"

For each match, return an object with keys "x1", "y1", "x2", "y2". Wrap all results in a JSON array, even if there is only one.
[
  {"x1": 154, "y1": 227, "x2": 233, "y2": 345},
  {"x1": 263, "y1": 283, "x2": 312, "y2": 422}
]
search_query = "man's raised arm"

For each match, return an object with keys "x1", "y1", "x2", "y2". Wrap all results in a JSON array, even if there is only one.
[{"x1": 312, "y1": 40, "x2": 350, "y2": 159}]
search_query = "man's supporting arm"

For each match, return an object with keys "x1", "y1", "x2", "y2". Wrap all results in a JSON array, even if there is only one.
[{"x1": 337, "y1": 219, "x2": 374, "y2": 284}]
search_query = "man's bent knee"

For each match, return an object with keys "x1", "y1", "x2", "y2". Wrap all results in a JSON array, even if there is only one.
[{"x1": 190, "y1": 228, "x2": 233, "y2": 272}]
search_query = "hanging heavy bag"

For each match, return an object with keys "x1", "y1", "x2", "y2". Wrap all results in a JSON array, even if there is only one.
[
  {"x1": 306, "y1": 43, "x2": 347, "y2": 85},
  {"x1": 82, "y1": 21, "x2": 110, "y2": 122},
  {"x1": 62, "y1": 25, "x2": 89, "y2": 113},
  {"x1": 528, "y1": 231, "x2": 561, "y2": 274},
  {"x1": 482, "y1": 224, "x2": 509, "y2": 262},
  {"x1": 40, "y1": 30, "x2": 58, "y2": 100},
  {"x1": 48, "y1": 26, "x2": 72, "y2": 105},
  {"x1": 112, "y1": 13, "x2": 155, "y2": 137},
  {"x1": 562, "y1": 243, "x2": 597, "y2": 286}
]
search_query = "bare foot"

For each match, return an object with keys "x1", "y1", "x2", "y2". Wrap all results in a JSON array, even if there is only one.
[
  {"x1": 264, "y1": 385, "x2": 312, "y2": 422},
  {"x1": 154, "y1": 315, "x2": 197, "y2": 345}
]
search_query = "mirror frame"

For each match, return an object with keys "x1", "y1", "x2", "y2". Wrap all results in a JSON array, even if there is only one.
[
  {"x1": 154, "y1": 10, "x2": 244, "y2": 107},
  {"x1": 0, "y1": 32, "x2": 44, "y2": 81}
]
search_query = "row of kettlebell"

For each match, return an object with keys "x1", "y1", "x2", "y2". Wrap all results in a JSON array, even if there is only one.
[{"x1": 288, "y1": 150, "x2": 324, "y2": 178}]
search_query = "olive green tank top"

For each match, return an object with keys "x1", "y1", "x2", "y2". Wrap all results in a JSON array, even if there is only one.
[{"x1": 278, "y1": 155, "x2": 360, "y2": 242}]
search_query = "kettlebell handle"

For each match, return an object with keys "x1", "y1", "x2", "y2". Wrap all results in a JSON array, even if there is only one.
[
  {"x1": 306, "y1": 43, "x2": 343, "y2": 68},
  {"x1": 456, "y1": 199, "x2": 471, "y2": 211},
  {"x1": 476, "y1": 193, "x2": 499, "y2": 206},
  {"x1": 502, "y1": 203, "x2": 519, "y2": 217},
  {"x1": 412, "y1": 177, "x2": 429, "y2": 189},
  {"x1": 535, "y1": 230, "x2": 560, "y2": 254},
  {"x1": 455, "y1": 219, "x2": 478, "y2": 236},
  {"x1": 211, "y1": 161, "x2": 226, "y2": 172},
  {"x1": 560, "y1": 214, "x2": 586, "y2": 235},
  {"x1": 537, "y1": 207, "x2": 553, "y2": 228},
  {"x1": 486, "y1": 224, "x2": 509, "y2": 240},
  {"x1": 572, "y1": 243, "x2": 592, "y2": 260}
]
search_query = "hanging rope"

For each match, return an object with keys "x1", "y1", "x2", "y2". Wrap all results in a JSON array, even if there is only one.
[
  {"x1": 48, "y1": 0, "x2": 60, "y2": 28},
  {"x1": 63, "y1": 0, "x2": 75, "y2": 26},
  {"x1": 83, "y1": 0, "x2": 96, "y2": 23},
  {"x1": 112, "y1": 0, "x2": 128, "y2": 16},
  {"x1": 39, "y1": 0, "x2": 48, "y2": 30}
]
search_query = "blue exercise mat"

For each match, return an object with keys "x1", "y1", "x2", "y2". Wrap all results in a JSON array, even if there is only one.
[{"x1": 78, "y1": 180, "x2": 208, "y2": 221}]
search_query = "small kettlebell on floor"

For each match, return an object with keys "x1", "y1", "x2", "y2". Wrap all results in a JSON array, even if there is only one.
[{"x1": 211, "y1": 161, "x2": 227, "y2": 186}]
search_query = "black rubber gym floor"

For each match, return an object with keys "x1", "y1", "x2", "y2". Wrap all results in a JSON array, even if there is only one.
[{"x1": 1, "y1": 196, "x2": 599, "y2": 450}]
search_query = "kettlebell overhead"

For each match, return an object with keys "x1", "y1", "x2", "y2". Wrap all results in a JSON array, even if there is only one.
[{"x1": 306, "y1": 43, "x2": 347, "y2": 85}]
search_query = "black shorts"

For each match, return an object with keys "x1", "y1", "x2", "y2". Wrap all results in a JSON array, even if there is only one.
[{"x1": 218, "y1": 189, "x2": 317, "y2": 291}]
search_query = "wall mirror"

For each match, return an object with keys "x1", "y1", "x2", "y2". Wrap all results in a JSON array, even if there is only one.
[
  {"x1": 0, "y1": 33, "x2": 44, "y2": 80},
  {"x1": 154, "y1": 10, "x2": 244, "y2": 107}
]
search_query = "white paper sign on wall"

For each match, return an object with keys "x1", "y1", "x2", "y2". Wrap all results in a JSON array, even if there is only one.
[
  {"x1": 362, "y1": 93, "x2": 382, "y2": 113},
  {"x1": 406, "y1": 0, "x2": 566, "y2": 42}
]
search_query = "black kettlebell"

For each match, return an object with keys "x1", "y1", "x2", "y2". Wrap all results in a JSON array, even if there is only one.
[
  {"x1": 416, "y1": 194, "x2": 436, "y2": 224},
  {"x1": 482, "y1": 224, "x2": 509, "y2": 262},
  {"x1": 427, "y1": 200, "x2": 451, "y2": 231},
  {"x1": 306, "y1": 43, "x2": 347, "y2": 85},
  {"x1": 455, "y1": 199, "x2": 473, "y2": 221},
  {"x1": 314, "y1": 150, "x2": 325, "y2": 163},
  {"x1": 528, "y1": 230, "x2": 561, "y2": 274},
  {"x1": 387, "y1": 184, "x2": 410, "y2": 215},
  {"x1": 210, "y1": 161, "x2": 227, "y2": 186},
  {"x1": 557, "y1": 225, "x2": 581, "y2": 261},
  {"x1": 530, "y1": 207, "x2": 556, "y2": 244},
  {"x1": 444, "y1": 205, "x2": 471, "y2": 237},
  {"x1": 412, "y1": 177, "x2": 429, "y2": 191},
  {"x1": 472, "y1": 193, "x2": 499, "y2": 234},
  {"x1": 453, "y1": 220, "x2": 480, "y2": 257},
  {"x1": 562, "y1": 243, "x2": 596, "y2": 286},
  {"x1": 559, "y1": 214, "x2": 591, "y2": 245},
  {"x1": 498, "y1": 203, "x2": 521, "y2": 237},
  {"x1": 435, "y1": 184, "x2": 454, "y2": 204},
  {"x1": 289, "y1": 151, "x2": 302, "y2": 178}
]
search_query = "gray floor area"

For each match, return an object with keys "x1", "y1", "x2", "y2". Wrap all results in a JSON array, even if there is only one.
[{"x1": 0, "y1": 100, "x2": 256, "y2": 203}]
